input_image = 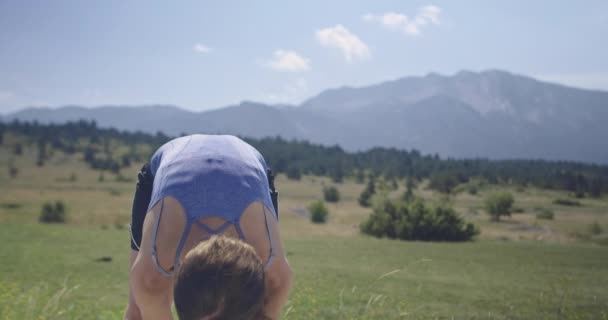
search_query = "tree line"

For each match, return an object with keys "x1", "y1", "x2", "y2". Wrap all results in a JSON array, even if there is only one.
[{"x1": 2, "y1": 119, "x2": 607, "y2": 196}]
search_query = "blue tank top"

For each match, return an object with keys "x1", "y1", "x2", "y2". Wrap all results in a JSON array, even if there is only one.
[{"x1": 147, "y1": 134, "x2": 277, "y2": 276}]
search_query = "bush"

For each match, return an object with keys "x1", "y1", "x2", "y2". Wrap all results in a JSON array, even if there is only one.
[
  {"x1": 0, "y1": 202, "x2": 22, "y2": 209},
  {"x1": 360, "y1": 197, "x2": 478, "y2": 241},
  {"x1": 308, "y1": 200, "x2": 329, "y2": 224},
  {"x1": 428, "y1": 172, "x2": 462, "y2": 194},
  {"x1": 13, "y1": 143, "x2": 23, "y2": 155},
  {"x1": 390, "y1": 178, "x2": 399, "y2": 190},
  {"x1": 39, "y1": 201, "x2": 67, "y2": 223},
  {"x1": 535, "y1": 208, "x2": 554, "y2": 220},
  {"x1": 402, "y1": 177, "x2": 416, "y2": 201},
  {"x1": 8, "y1": 166, "x2": 18, "y2": 179},
  {"x1": 484, "y1": 192, "x2": 514, "y2": 222},
  {"x1": 589, "y1": 221, "x2": 603, "y2": 235},
  {"x1": 467, "y1": 185, "x2": 478, "y2": 195},
  {"x1": 330, "y1": 168, "x2": 344, "y2": 184},
  {"x1": 358, "y1": 179, "x2": 376, "y2": 207},
  {"x1": 115, "y1": 174, "x2": 134, "y2": 183},
  {"x1": 553, "y1": 198, "x2": 581, "y2": 206},
  {"x1": 323, "y1": 186, "x2": 340, "y2": 203},
  {"x1": 354, "y1": 170, "x2": 365, "y2": 184},
  {"x1": 286, "y1": 166, "x2": 301, "y2": 180},
  {"x1": 512, "y1": 207, "x2": 525, "y2": 213}
]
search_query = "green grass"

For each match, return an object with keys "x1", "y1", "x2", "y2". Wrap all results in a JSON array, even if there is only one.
[
  {"x1": 1, "y1": 224, "x2": 607, "y2": 319},
  {"x1": 1, "y1": 141, "x2": 608, "y2": 319}
]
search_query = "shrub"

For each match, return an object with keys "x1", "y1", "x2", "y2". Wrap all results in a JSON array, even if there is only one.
[
  {"x1": 115, "y1": 174, "x2": 134, "y2": 183},
  {"x1": 323, "y1": 186, "x2": 340, "y2": 203},
  {"x1": 39, "y1": 201, "x2": 67, "y2": 223},
  {"x1": 121, "y1": 154, "x2": 131, "y2": 167},
  {"x1": 402, "y1": 177, "x2": 416, "y2": 201},
  {"x1": 8, "y1": 166, "x2": 18, "y2": 179},
  {"x1": 286, "y1": 166, "x2": 301, "y2": 180},
  {"x1": 484, "y1": 192, "x2": 514, "y2": 222},
  {"x1": 467, "y1": 185, "x2": 478, "y2": 195},
  {"x1": 114, "y1": 220, "x2": 125, "y2": 230},
  {"x1": 0, "y1": 202, "x2": 22, "y2": 209},
  {"x1": 589, "y1": 221, "x2": 603, "y2": 235},
  {"x1": 308, "y1": 200, "x2": 328, "y2": 224},
  {"x1": 553, "y1": 198, "x2": 581, "y2": 206},
  {"x1": 13, "y1": 143, "x2": 23, "y2": 155},
  {"x1": 330, "y1": 168, "x2": 344, "y2": 183},
  {"x1": 358, "y1": 179, "x2": 376, "y2": 207},
  {"x1": 428, "y1": 172, "x2": 462, "y2": 194},
  {"x1": 390, "y1": 178, "x2": 399, "y2": 190},
  {"x1": 354, "y1": 170, "x2": 365, "y2": 184},
  {"x1": 535, "y1": 208, "x2": 554, "y2": 220},
  {"x1": 360, "y1": 197, "x2": 478, "y2": 241},
  {"x1": 512, "y1": 207, "x2": 525, "y2": 213}
]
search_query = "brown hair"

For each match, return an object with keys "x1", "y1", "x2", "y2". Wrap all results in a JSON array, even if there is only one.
[{"x1": 174, "y1": 236, "x2": 266, "y2": 320}]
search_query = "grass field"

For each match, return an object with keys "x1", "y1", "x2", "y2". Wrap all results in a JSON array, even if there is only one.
[{"x1": 1, "y1": 143, "x2": 608, "y2": 319}]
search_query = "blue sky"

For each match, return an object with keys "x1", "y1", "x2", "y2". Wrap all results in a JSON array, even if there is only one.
[{"x1": 1, "y1": 0, "x2": 607, "y2": 113}]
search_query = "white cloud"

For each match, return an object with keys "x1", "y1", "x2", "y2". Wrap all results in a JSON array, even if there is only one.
[
  {"x1": 265, "y1": 50, "x2": 311, "y2": 72},
  {"x1": 316, "y1": 25, "x2": 371, "y2": 63},
  {"x1": 363, "y1": 5, "x2": 441, "y2": 36},
  {"x1": 193, "y1": 43, "x2": 212, "y2": 53}
]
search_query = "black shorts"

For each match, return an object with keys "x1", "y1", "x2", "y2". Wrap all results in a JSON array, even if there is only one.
[{"x1": 130, "y1": 163, "x2": 154, "y2": 251}]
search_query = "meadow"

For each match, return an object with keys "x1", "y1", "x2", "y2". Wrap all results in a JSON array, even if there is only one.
[{"x1": 1, "y1": 142, "x2": 607, "y2": 319}]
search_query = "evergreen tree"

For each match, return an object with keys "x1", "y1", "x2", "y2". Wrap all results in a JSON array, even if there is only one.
[
  {"x1": 37, "y1": 139, "x2": 47, "y2": 166},
  {"x1": 355, "y1": 169, "x2": 365, "y2": 184},
  {"x1": 13, "y1": 143, "x2": 23, "y2": 156},
  {"x1": 286, "y1": 166, "x2": 301, "y2": 180},
  {"x1": 402, "y1": 177, "x2": 416, "y2": 201},
  {"x1": 358, "y1": 178, "x2": 376, "y2": 207},
  {"x1": 323, "y1": 186, "x2": 340, "y2": 203}
]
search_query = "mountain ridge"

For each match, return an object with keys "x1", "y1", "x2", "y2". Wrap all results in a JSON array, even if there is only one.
[{"x1": 4, "y1": 70, "x2": 608, "y2": 163}]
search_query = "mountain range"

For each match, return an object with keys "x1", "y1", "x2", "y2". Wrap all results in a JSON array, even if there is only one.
[{"x1": 3, "y1": 70, "x2": 608, "y2": 163}]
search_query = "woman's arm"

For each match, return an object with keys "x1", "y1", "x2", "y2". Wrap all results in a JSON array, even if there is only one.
[
  {"x1": 125, "y1": 163, "x2": 154, "y2": 320},
  {"x1": 130, "y1": 200, "x2": 180, "y2": 320},
  {"x1": 262, "y1": 255, "x2": 293, "y2": 319},
  {"x1": 124, "y1": 251, "x2": 143, "y2": 320},
  {"x1": 131, "y1": 251, "x2": 174, "y2": 320}
]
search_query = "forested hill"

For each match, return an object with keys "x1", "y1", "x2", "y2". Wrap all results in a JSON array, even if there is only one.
[{"x1": 2, "y1": 120, "x2": 608, "y2": 197}]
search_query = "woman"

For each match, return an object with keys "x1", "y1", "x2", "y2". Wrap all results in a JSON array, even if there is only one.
[{"x1": 124, "y1": 134, "x2": 293, "y2": 320}]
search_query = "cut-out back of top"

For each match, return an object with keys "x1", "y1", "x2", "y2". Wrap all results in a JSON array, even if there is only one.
[{"x1": 146, "y1": 134, "x2": 277, "y2": 277}]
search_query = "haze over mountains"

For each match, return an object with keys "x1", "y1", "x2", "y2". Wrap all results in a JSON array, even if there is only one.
[{"x1": 4, "y1": 70, "x2": 608, "y2": 163}]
